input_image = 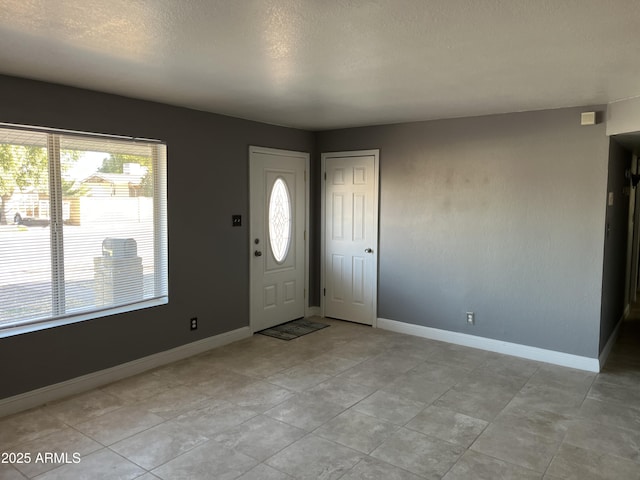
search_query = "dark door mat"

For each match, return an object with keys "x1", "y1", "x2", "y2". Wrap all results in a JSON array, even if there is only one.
[{"x1": 258, "y1": 318, "x2": 329, "y2": 340}]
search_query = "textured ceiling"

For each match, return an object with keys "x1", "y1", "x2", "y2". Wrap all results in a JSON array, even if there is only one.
[{"x1": 0, "y1": 0, "x2": 639, "y2": 130}]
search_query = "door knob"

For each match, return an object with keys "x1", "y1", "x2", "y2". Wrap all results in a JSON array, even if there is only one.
[
  {"x1": 365, "y1": 248, "x2": 373, "y2": 253},
  {"x1": 254, "y1": 250, "x2": 263, "y2": 257}
]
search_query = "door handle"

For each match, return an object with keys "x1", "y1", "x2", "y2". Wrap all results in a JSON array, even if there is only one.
[
  {"x1": 254, "y1": 250, "x2": 263, "y2": 257},
  {"x1": 365, "y1": 248, "x2": 373, "y2": 253}
]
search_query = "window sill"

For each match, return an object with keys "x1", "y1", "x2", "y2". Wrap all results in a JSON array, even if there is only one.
[{"x1": 0, "y1": 297, "x2": 168, "y2": 339}]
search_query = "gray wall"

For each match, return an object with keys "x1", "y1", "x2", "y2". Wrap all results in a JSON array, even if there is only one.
[
  {"x1": 0, "y1": 75, "x2": 314, "y2": 399},
  {"x1": 600, "y1": 139, "x2": 632, "y2": 351},
  {"x1": 0, "y1": 74, "x2": 614, "y2": 401},
  {"x1": 318, "y1": 107, "x2": 609, "y2": 358},
  {"x1": 607, "y1": 97, "x2": 640, "y2": 136}
]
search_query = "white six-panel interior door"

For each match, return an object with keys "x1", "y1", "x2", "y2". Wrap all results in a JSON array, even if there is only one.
[
  {"x1": 250, "y1": 146, "x2": 309, "y2": 332},
  {"x1": 322, "y1": 150, "x2": 379, "y2": 325}
]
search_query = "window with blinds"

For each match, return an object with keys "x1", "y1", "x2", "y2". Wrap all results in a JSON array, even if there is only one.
[{"x1": 0, "y1": 125, "x2": 168, "y2": 335}]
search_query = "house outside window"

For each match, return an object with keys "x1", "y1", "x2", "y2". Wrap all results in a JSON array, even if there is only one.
[{"x1": 0, "y1": 125, "x2": 168, "y2": 336}]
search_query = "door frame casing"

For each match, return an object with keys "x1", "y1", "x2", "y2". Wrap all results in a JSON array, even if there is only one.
[
  {"x1": 249, "y1": 146, "x2": 310, "y2": 334},
  {"x1": 629, "y1": 154, "x2": 640, "y2": 306},
  {"x1": 321, "y1": 149, "x2": 380, "y2": 327}
]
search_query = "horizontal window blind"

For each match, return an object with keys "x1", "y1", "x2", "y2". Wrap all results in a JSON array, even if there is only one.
[{"x1": 0, "y1": 126, "x2": 168, "y2": 332}]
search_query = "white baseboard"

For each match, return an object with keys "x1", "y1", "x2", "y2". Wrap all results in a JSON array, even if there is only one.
[
  {"x1": 377, "y1": 318, "x2": 600, "y2": 373},
  {"x1": 307, "y1": 306, "x2": 321, "y2": 317},
  {"x1": 599, "y1": 316, "x2": 623, "y2": 369},
  {"x1": 0, "y1": 326, "x2": 251, "y2": 418}
]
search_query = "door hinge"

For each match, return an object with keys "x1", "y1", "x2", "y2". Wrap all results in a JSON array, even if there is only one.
[
  {"x1": 324, "y1": 172, "x2": 326, "y2": 181},
  {"x1": 304, "y1": 230, "x2": 306, "y2": 241},
  {"x1": 304, "y1": 288, "x2": 306, "y2": 299},
  {"x1": 323, "y1": 288, "x2": 326, "y2": 296},
  {"x1": 304, "y1": 170, "x2": 307, "y2": 182}
]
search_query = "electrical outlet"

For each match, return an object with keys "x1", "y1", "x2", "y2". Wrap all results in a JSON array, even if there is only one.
[
  {"x1": 190, "y1": 317, "x2": 198, "y2": 330},
  {"x1": 466, "y1": 312, "x2": 475, "y2": 325}
]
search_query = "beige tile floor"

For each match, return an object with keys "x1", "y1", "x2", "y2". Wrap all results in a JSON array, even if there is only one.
[{"x1": 1, "y1": 316, "x2": 640, "y2": 479}]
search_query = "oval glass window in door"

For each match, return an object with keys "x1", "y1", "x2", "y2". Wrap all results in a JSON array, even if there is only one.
[{"x1": 268, "y1": 177, "x2": 292, "y2": 263}]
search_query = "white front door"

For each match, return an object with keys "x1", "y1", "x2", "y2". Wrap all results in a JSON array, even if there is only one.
[
  {"x1": 322, "y1": 150, "x2": 379, "y2": 325},
  {"x1": 250, "y1": 146, "x2": 308, "y2": 332}
]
